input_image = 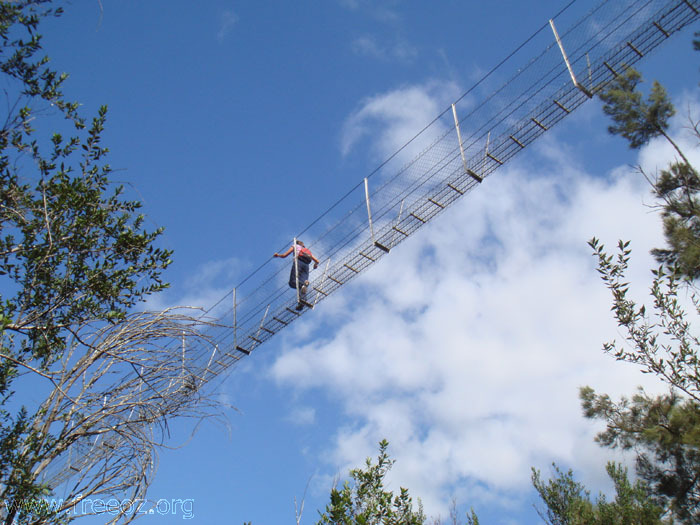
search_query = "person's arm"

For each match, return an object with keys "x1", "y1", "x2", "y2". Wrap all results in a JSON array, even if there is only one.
[
  {"x1": 274, "y1": 246, "x2": 294, "y2": 258},
  {"x1": 311, "y1": 253, "x2": 320, "y2": 269}
]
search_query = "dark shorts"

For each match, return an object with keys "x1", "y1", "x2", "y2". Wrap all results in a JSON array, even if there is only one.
[{"x1": 289, "y1": 259, "x2": 310, "y2": 290}]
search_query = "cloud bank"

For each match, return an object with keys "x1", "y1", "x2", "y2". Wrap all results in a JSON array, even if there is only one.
[{"x1": 268, "y1": 83, "x2": 700, "y2": 518}]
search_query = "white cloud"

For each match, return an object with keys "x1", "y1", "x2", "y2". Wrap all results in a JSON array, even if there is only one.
[
  {"x1": 337, "y1": 0, "x2": 360, "y2": 9},
  {"x1": 340, "y1": 81, "x2": 460, "y2": 160},
  {"x1": 217, "y1": 9, "x2": 239, "y2": 43},
  {"x1": 338, "y1": 0, "x2": 401, "y2": 22},
  {"x1": 145, "y1": 256, "x2": 242, "y2": 317},
  {"x1": 272, "y1": 159, "x2": 662, "y2": 510},
  {"x1": 269, "y1": 83, "x2": 700, "y2": 518},
  {"x1": 351, "y1": 35, "x2": 418, "y2": 63},
  {"x1": 287, "y1": 406, "x2": 317, "y2": 426}
]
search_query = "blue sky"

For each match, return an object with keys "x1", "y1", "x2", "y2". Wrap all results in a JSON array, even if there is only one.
[{"x1": 29, "y1": 1, "x2": 700, "y2": 523}]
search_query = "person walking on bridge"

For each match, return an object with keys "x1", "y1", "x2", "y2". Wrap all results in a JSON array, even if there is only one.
[{"x1": 274, "y1": 240, "x2": 319, "y2": 310}]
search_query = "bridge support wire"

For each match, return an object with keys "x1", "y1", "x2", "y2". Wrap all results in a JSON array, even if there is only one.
[
  {"x1": 170, "y1": 0, "x2": 700, "y2": 392},
  {"x1": 215, "y1": 0, "x2": 700, "y2": 373},
  {"x1": 45, "y1": 0, "x2": 700, "y2": 492}
]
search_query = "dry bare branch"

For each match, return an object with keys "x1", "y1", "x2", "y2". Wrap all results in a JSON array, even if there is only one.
[{"x1": 0, "y1": 307, "x2": 230, "y2": 524}]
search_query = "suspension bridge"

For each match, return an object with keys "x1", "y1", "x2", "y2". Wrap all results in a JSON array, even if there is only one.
[
  {"x1": 47, "y1": 0, "x2": 700, "y2": 490},
  {"x1": 196, "y1": 0, "x2": 700, "y2": 373}
]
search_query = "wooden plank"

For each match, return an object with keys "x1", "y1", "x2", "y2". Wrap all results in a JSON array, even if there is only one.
[
  {"x1": 626, "y1": 41, "x2": 643, "y2": 58},
  {"x1": 531, "y1": 117, "x2": 547, "y2": 130},
  {"x1": 374, "y1": 241, "x2": 390, "y2": 253},
  {"x1": 553, "y1": 99, "x2": 570, "y2": 113},
  {"x1": 653, "y1": 21, "x2": 669, "y2": 37},
  {"x1": 467, "y1": 169, "x2": 482, "y2": 182},
  {"x1": 447, "y1": 182, "x2": 464, "y2": 195},
  {"x1": 486, "y1": 152, "x2": 503, "y2": 165},
  {"x1": 392, "y1": 225, "x2": 408, "y2": 236}
]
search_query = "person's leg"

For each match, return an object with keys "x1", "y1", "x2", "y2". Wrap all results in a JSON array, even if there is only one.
[
  {"x1": 288, "y1": 264, "x2": 297, "y2": 289},
  {"x1": 298, "y1": 262, "x2": 310, "y2": 300}
]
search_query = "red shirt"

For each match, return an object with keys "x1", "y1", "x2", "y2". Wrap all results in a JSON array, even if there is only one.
[{"x1": 294, "y1": 245, "x2": 312, "y2": 260}]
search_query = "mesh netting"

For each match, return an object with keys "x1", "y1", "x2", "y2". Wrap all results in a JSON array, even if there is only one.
[
  {"x1": 190, "y1": 0, "x2": 699, "y2": 377},
  {"x1": 47, "y1": 0, "x2": 700, "y2": 486}
]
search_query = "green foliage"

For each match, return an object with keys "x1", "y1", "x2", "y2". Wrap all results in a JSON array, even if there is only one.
[
  {"x1": 1, "y1": 103, "x2": 172, "y2": 362},
  {"x1": 598, "y1": 66, "x2": 700, "y2": 279},
  {"x1": 599, "y1": 68, "x2": 675, "y2": 150},
  {"x1": 532, "y1": 462, "x2": 667, "y2": 525},
  {"x1": 582, "y1": 47, "x2": 700, "y2": 521},
  {"x1": 650, "y1": 161, "x2": 700, "y2": 279},
  {"x1": 581, "y1": 387, "x2": 700, "y2": 522},
  {"x1": 587, "y1": 238, "x2": 700, "y2": 522},
  {"x1": 0, "y1": 1, "x2": 79, "y2": 127},
  {"x1": 465, "y1": 509, "x2": 479, "y2": 525},
  {"x1": 589, "y1": 238, "x2": 700, "y2": 401},
  {"x1": 316, "y1": 440, "x2": 427, "y2": 525}
]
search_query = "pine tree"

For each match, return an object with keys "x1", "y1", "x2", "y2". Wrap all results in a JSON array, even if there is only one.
[
  {"x1": 316, "y1": 440, "x2": 427, "y2": 525},
  {"x1": 599, "y1": 66, "x2": 700, "y2": 279},
  {"x1": 532, "y1": 462, "x2": 668, "y2": 525}
]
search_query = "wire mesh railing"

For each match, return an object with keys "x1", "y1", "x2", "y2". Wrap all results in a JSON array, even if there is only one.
[
  {"x1": 191, "y1": 0, "x2": 700, "y2": 377},
  {"x1": 44, "y1": 0, "x2": 700, "y2": 490}
]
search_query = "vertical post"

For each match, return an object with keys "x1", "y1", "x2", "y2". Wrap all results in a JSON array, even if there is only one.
[
  {"x1": 364, "y1": 178, "x2": 376, "y2": 242},
  {"x1": 484, "y1": 131, "x2": 491, "y2": 159},
  {"x1": 201, "y1": 344, "x2": 218, "y2": 388},
  {"x1": 452, "y1": 103, "x2": 469, "y2": 175},
  {"x1": 312, "y1": 259, "x2": 331, "y2": 308},
  {"x1": 586, "y1": 53, "x2": 592, "y2": 87},
  {"x1": 453, "y1": 103, "x2": 482, "y2": 182},
  {"x1": 253, "y1": 304, "x2": 270, "y2": 350},
  {"x1": 367, "y1": 178, "x2": 391, "y2": 253},
  {"x1": 233, "y1": 288, "x2": 237, "y2": 349},
  {"x1": 549, "y1": 19, "x2": 592, "y2": 98},
  {"x1": 389, "y1": 199, "x2": 405, "y2": 249},
  {"x1": 293, "y1": 237, "x2": 300, "y2": 304}
]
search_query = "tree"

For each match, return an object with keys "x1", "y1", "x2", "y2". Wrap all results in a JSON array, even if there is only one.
[
  {"x1": 532, "y1": 462, "x2": 667, "y2": 525},
  {"x1": 651, "y1": 161, "x2": 700, "y2": 279},
  {"x1": 568, "y1": 55, "x2": 700, "y2": 523},
  {"x1": 313, "y1": 440, "x2": 482, "y2": 525},
  {"x1": 599, "y1": 66, "x2": 700, "y2": 279},
  {"x1": 0, "y1": 2, "x2": 221, "y2": 523},
  {"x1": 581, "y1": 386, "x2": 700, "y2": 522},
  {"x1": 582, "y1": 238, "x2": 700, "y2": 522},
  {"x1": 599, "y1": 68, "x2": 678, "y2": 153},
  {"x1": 588, "y1": 239, "x2": 700, "y2": 402},
  {"x1": 316, "y1": 440, "x2": 427, "y2": 525}
]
